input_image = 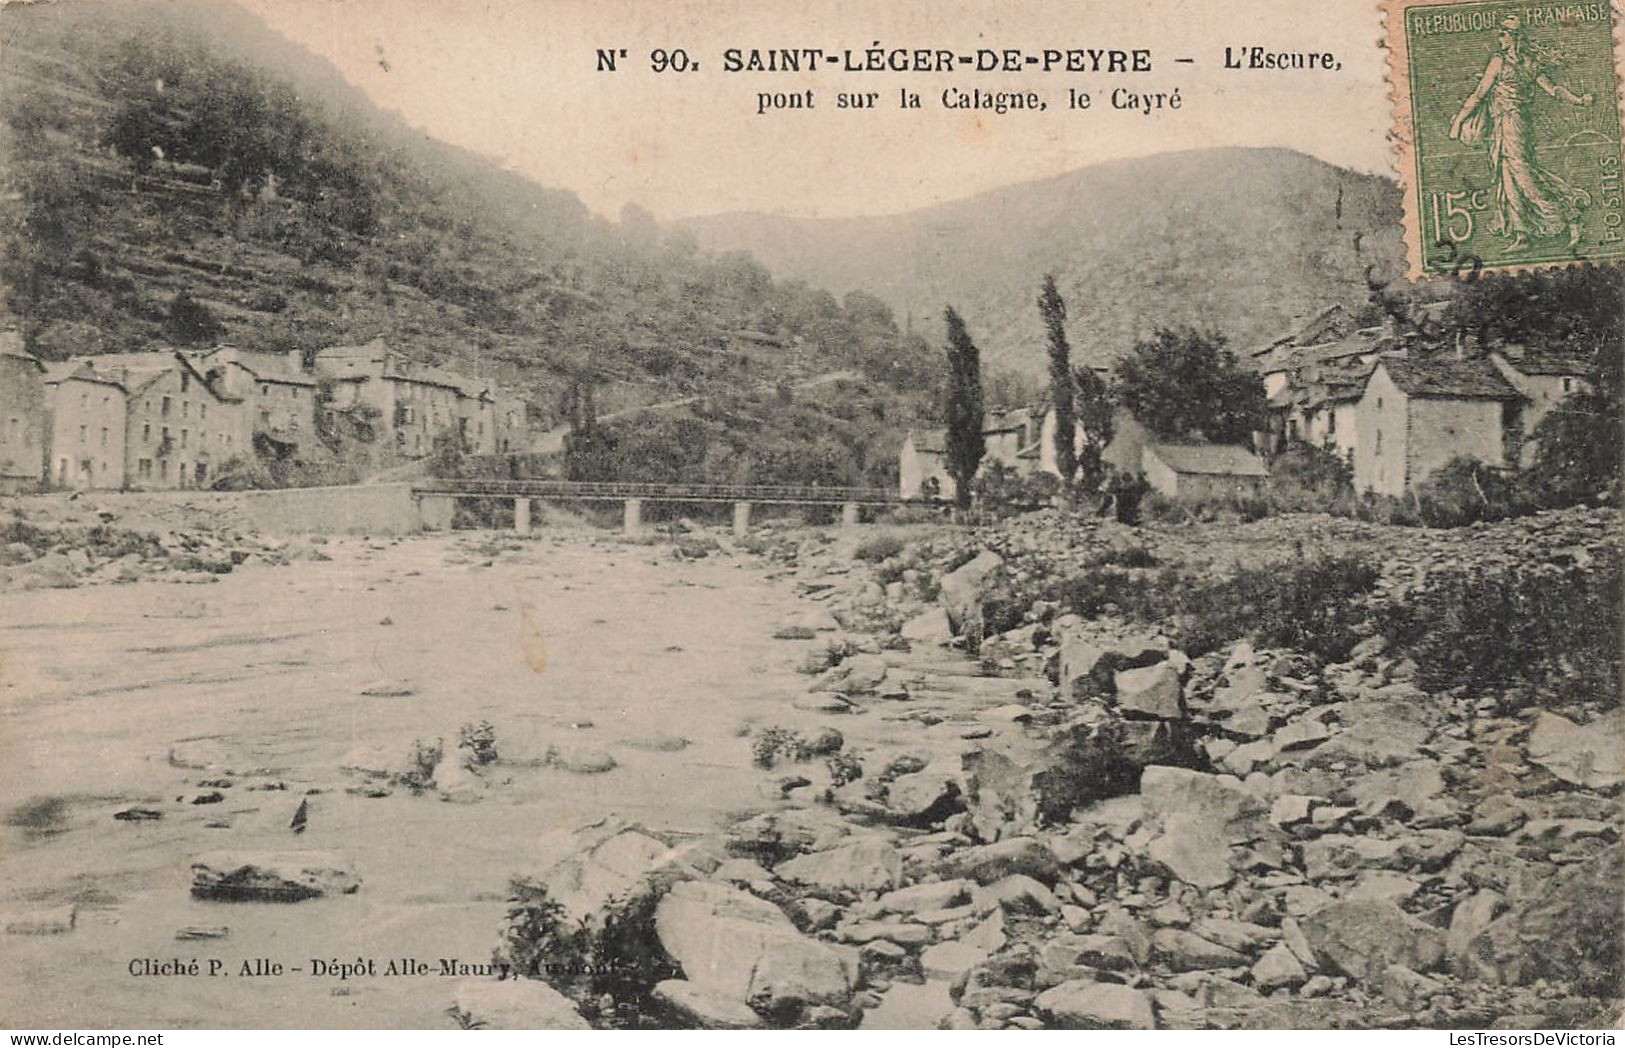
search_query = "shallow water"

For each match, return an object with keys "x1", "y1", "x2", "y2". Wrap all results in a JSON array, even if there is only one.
[{"x1": 0, "y1": 533, "x2": 825, "y2": 1028}]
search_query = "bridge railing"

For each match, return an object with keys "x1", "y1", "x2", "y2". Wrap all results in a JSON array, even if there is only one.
[{"x1": 410, "y1": 478, "x2": 921, "y2": 505}]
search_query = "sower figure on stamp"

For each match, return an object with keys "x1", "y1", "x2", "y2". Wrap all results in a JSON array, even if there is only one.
[{"x1": 1449, "y1": 14, "x2": 1595, "y2": 253}]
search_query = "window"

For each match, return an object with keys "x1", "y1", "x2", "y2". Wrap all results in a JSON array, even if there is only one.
[
  {"x1": 1375, "y1": 430, "x2": 1383, "y2": 455},
  {"x1": 1376, "y1": 396, "x2": 1383, "y2": 409},
  {"x1": 183, "y1": 401, "x2": 189, "y2": 418},
  {"x1": 1327, "y1": 411, "x2": 1336, "y2": 435},
  {"x1": 181, "y1": 372, "x2": 189, "y2": 393},
  {"x1": 143, "y1": 423, "x2": 151, "y2": 442},
  {"x1": 78, "y1": 425, "x2": 86, "y2": 443},
  {"x1": 195, "y1": 463, "x2": 207, "y2": 485},
  {"x1": 181, "y1": 429, "x2": 189, "y2": 448},
  {"x1": 161, "y1": 460, "x2": 169, "y2": 480},
  {"x1": 139, "y1": 459, "x2": 152, "y2": 478},
  {"x1": 261, "y1": 384, "x2": 270, "y2": 397},
  {"x1": 100, "y1": 427, "x2": 108, "y2": 447},
  {"x1": 1563, "y1": 377, "x2": 1574, "y2": 393},
  {"x1": 200, "y1": 402, "x2": 207, "y2": 420},
  {"x1": 162, "y1": 396, "x2": 171, "y2": 417}
]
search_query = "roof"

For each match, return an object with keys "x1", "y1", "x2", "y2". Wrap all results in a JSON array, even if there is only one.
[
  {"x1": 199, "y1": 347, "x2": 316, "y2": 387},
  {"x1": 907, "y1": 429, "x2": 947, "y2": 454},
  {"x1": 1377, "y1": 357, "x2": 1522, "y2": 400},
  {"x1": 1146, "y1": 443, "x2": 1270, "y2": 477},
  {"x1": 1494, "y1": 348, "x2": 1590, "y2": 377}
]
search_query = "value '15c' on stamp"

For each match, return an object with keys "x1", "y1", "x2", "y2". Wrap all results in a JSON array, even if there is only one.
[{"x1": 1386, "y1": 0, "x2": 1625, "y2": 275}]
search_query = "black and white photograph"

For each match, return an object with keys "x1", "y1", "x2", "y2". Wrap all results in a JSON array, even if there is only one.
[{"x1": 0, "y1": 0, "x2": 1620, "y2": 1035}]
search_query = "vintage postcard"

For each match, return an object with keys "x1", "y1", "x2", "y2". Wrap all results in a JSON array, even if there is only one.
[{"x1": 0, "y1": 0, "x2": 1619, "y2": 1037}]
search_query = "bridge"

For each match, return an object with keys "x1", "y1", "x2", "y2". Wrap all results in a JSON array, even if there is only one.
[{"x1": 410, "y1": 478, "x2": 926, "y2": 535}]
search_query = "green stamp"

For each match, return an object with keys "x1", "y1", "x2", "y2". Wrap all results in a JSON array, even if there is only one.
[{"x1": 1397, "y1": 1, "x2": 1625, "y2": 273}]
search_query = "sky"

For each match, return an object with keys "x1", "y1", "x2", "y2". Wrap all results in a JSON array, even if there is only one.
[{"x1": 233, "y1": 0, "x2": 1397, "y2": 221}]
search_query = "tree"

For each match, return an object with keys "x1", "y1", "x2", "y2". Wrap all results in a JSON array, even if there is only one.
[
  {"x1": 163, "y1": 291, "x2": 225, "y2": 345},
  {"x1": 1039, "y1": 274, "x2": 1077, "y2": 495},
  {"x1": 1113, "y1": 328, "x2": 1265, "y2": 446},
  {"x1": 1074, "y1": 365, "x2": 1114, "y2": 490},
  {"x1": 943, "y1": 306, "x2": 984, "y2": 509},
  {"x1": 1527, "y1": 340, "x2": 1623, "y2": 506}
]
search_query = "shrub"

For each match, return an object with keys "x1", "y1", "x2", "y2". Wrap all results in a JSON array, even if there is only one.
[
  {"x1": 397, "y1": 737, "x2": 443, "y2": 791},
  {"x1": 1266, "y1": 442, "x2": 1354, "y2": 512},
  {"x1": 1376, "y1": 548, "x2": 1621, "y2": 709},
  {"x1": 826, "y1": 751, "x2": 863, "y2": 787},
  {"x1": 853, "y1": 532, "x2": 906, "y2": 563},
  {"x1": 1415, "y1": 456, "x2": 1532, "y2": 528},
  {"x1": 458, "y1": 721, "x2": 498, "y2": 766},
  {"x1": 1173, "y1": 554, "x2": 1379, "y2": 659},
  {"x1": 751, "y1": 726, "x2": 808, "y2": 769}
]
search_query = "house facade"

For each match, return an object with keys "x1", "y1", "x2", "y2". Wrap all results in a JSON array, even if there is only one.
[
  {"x1": 899, "y1": 429, "x2": 954, "y2": 500},
  {"x1": 314, "y1": 339, "x2": 511, "y2": 459},
  {"x1": 0, "y1": 336, "x2": 46, "y2": 493},
  {"x1": 1142, "y1": 443, "x2": 1269, "y2": 500},
  {"x1": 43, "y1": 364, "x2": 130, "y2": 491},
  {"x1": 194, "y1": 346, "x2": 318, "y2": 443},
  {"x1": 1353, "y1": 357, "x2": 1522, "y2": 497}
]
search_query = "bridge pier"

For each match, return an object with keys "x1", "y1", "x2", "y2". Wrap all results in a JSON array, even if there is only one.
[
  {"x1": 623, "y1": 498, "x2": 643, "y2": 536},
  {"x1": 513, "y1": 497, "x2": 531, "y2": 535},
  {"x1": 732, "y1": 501, "x2": 752, "y2": 538},
  {"x1": 841, "y1": 501, "x2": 861, "y2": 527}
]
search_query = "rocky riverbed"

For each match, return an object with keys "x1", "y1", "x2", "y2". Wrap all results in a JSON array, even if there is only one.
[{"x1": 2, "y1": 503, "x2": 1619, "y2": 1029}]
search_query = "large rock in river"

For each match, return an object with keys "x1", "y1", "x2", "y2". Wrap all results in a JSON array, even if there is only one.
[{"x1": 191, "y1": 852, "x2": 359, "y2": 901}]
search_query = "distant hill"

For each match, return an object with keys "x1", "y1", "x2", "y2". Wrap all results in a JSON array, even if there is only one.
[{"x1": 681, "y1": 148, "x2": 1406, "y2": 375}]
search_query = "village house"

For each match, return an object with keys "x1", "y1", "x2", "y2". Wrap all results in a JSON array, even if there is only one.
[
  {"x1": 43, "y1": 360, "x2": 131, "y2": 491},
  {"x1": 0, "y1": 333, "x2": 47, "y2": 493},
  {"x1": 314, "y1": 338, "x2": 516, "y2": 459},
  {"x1": 898, "y1": 428, "x2": 954, "y2": 500},
  {"x1": 1488, "y1": 347, "x2": 1591, "y2": 465},
  {"x1": 43, "y1": 351, "x2": 252, "y2": 492},
  {"x1": 1142, "y1": 443, "x2": 1270, "y2": 500},
  {"x1": 193, "y1": 345, "x2": 318, "y2": 444},
  {"x1": 1353, "y1": 355, "x2": 1524, "y2": 497}
]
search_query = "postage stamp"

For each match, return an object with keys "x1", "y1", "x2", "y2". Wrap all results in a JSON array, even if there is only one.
[{"x1": 1384, "y1": 0, "x2": 1625, "y2": 276}]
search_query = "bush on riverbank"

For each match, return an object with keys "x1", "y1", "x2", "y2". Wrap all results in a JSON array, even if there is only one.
[{"x1": 1376, "y1": 546, "x2": 1622, "y2": 710}]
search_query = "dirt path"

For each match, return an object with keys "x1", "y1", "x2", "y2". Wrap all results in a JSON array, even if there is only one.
[{"x1": 0, "y1": 532, "x2": 836, "y2": 1028}]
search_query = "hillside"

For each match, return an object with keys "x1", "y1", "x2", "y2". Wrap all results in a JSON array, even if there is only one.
[
  {"x1": 681, "y1": 148, "x2": 1406, "y2": 375},
  {"x1": 0, "y1": 0, "x2": 939, "y2": 437}
]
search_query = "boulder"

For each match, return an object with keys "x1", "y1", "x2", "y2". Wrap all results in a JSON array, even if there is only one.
[
  {"x1": 1113, "y1": 663, "x2": 1184, "y2": 720},
  {"x1": 813, "y1": 654, "x2": 889, "y2": 695},
  {"x1": 776, "y1": 838, "x2": 902, "y2": 893},
  {"x1": 937, "y1": 550, "x2": 1005, "y2": 634},
  {"x1": 1525, "y1": 711, "x2": 1622, "y2": 790},
  {"x1": 877, "y1": 879, "x2": 972, "y2": 916},
  {"x1": 653, "y1": 979, "x2": 764, "y2": 1029},
  {"x1": 1251, "y1": 942, "x2": 1308, "y2": 991},
  {"x1": 449, "y1": 978, "x2": 590, "y2": 1030},
  {"x1": 547, "y1": 746, "x2": 618, "y2": 774},
  {"x1": 1033, "y1": 717, "x2": 1204, "y2": 822},
  {"x1": 1150, "y1": 928, "x2": 1247, "y2": 971},
  {"x1": 1298, "y1": 899, "x2": 1445, "y2": 983},
  {"x1": 655, "y1": 881, "x2": 851, "y2": 1019},
  {"x1": 1145, "y1": 814, "x2": 1233, "y2": 888},
  {"x1": 1042, "y1": 933, "x2": 1136, "y2": 972},
  {"x1": 901, "y1": 607, "x2": 953, "y2": 647},
  {"x1": 939, "y1": 836, "x2": 1059, "y2": 885},
  {"x1": 191, "y1": 852, "x2": 359, "y2": 902},
  {"x1": 884, "y1": 770, "x2": 962, "y2": 826},
  {"x1": 1138, "y1": 767, "x2": 1267, "y2": 844},
  {"x1": 1035, "y1": 981, "x2": 1156, "y2": 1030},
  {"x1": 980, "y1": 874, "x2": 1059, "y2": 915},
  {"x1": 1459, "y1": 844, "x2": 1622, "y2": 996},
  {"x1": 1445, "y1": 890, "x2": 1506, "y2": 974},
  {"x1": 961, "y1": 747, "x2": 1041, "y2": 841},
  {"x1": 533, "y1": 821, "x2": 691, "y2": 923},
  {"x1": 919, "y1": 940, "x2": 988, "y2": 983}
]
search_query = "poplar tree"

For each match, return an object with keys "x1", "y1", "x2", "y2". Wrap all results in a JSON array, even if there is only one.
[
  {"x1": 1039, "y1": 274, "x2": 1077, "y2": 497},
  {"x1": 943, "y1": 306, "x2": 984, "y2": 509}
]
